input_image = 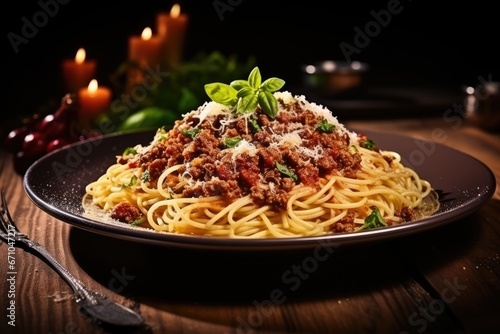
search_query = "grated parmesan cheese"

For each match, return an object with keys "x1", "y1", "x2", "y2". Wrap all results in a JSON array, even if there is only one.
[
  {"x1": 230, "y1": 139, "x2": 258, "y2": 164},
  {"x1": 277, "y1": 92, "x2": 359, "y2": 144},
  {"x1": 190, "y1": 101, "x2": 232, "y2": 125},
  {"x1": 134, "y1": 144, "x2": 149, "y2": 155},
  {"x1": 274, "y1": 91, "x2": 297, "y2": 105},
  {"x1": 179, "y1": 90, "x2": 361, "y2": 158},
  {"x1": 269, "y1": 130, "x2": 304, "y2": 148}
]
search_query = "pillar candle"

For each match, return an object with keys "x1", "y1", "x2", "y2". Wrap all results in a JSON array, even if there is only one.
[
  {"x1": 61, "y1": 48, "x2": 96, "y2": 93},
  {"x1": 128, "y1": 27, "x2": 162, "y2": 70},
  {"x1": 156, "y1": 3, "x2": 188, "y2": 68},
  {"x1": 78, "y1": 79, "x2": 111, "y2": 128}
]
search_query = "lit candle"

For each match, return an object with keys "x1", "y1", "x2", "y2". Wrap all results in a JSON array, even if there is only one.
[
  {"x1": 78, "y1": 79, "x2": 111, "y2": 128},
  {"x1": 156, "y1": 3, "x2": 188, "y2": 68},
  {"x1": 61, "y1": 48, "x2": 96, "y2": 93},
  {"x1": 128, "y1": 27, "x2": 162, "y2": 69}
]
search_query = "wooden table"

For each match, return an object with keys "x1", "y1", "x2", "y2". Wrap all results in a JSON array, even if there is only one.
[{"x1": 1, "y1": 116, "x2": 499, "y2": 334}]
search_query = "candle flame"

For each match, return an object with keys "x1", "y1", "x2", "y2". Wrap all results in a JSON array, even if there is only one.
[
  {"x1": 170, "y1": 4, "x2": 180, "y2": 18},
  {"x1": 141, "y1": 27, "x2": 153, "y2": 40},
  {"x1": 88, "y1": 79, "x2": 98, "y2": 93},
  {"x1": 75, "y1": 48, "x2": 86, "y2": 64}
]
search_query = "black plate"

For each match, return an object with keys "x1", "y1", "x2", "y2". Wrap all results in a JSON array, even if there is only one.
[{"x1": 23, "y1": 129, "x2": 496, "y2": 250}]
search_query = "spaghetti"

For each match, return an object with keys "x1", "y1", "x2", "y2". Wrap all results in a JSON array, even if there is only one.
[{"x1": 83, "y1": 90, "x2": 439, "y2": 238}]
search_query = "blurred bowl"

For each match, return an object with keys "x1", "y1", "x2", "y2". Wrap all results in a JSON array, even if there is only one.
[
  {"x1": 301, "y1": 60, "x2": 369, "y2": 95},
  {"x1": 464, "y1": 82, "x2": 500, "y2": 132}
]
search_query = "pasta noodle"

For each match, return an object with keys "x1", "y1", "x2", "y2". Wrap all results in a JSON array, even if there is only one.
[{"x1": 83, "y1": 90, "x2": 440, "y2": 238}]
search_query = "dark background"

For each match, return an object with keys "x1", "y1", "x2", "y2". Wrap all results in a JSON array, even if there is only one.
[{"x1": 2, "y1": 0, "x2": 498, "y2": 129}]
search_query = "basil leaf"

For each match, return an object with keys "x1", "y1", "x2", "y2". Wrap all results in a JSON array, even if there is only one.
[
  {"x1": 204, "y1": 83, "x2": 238, "y2": 106},
  {"x1": 204, "y1": 66, "x2": 285, "y2": 119},
  {"x1": 261, "y1": 78, "x2": 285, "y2": 92},
  {"x1": 237, "y1": 86, "x2": 256, "y2": 99},
  {"x1": 248, "y1": 67, "x2": 262, "y2": 89},
  {"x1": 258, "y1": 90, "x2": 278, "y2": 118},
  {"x1": 230, "y1": 79, "x2": 250, "y2": 91},
  {"x1": 237, "y1": 94, "x2": 259, "y2": 114}
]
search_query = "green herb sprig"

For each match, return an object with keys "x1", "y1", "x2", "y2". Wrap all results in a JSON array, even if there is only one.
[
  {"x1": 123, "y1": 147, "x2": 137, "y2": 155},
  {"x1": 122, "y1": 175, "x2": 138, "y2": 188},
  {"x1": 356, "y1": 206, "x2": 387, "y2": 231},
  {"x1": 204, "y1": 67, "x2": 285, "y2": 118},
  {"x1": 224, "y1": 136, "x2": 242, "y2": 148},
  {"x1": 360, "y1": 138, "x2": 376, "y2": 151},
  {"x1": 275, "y1": 162, "x2": 298, "y2": 182},
  {"x1": 181, "y1": 128, "x2": 201, "y2": 139},
  {"x1": 315, "y1": 119, "x2": 335, "y2": 133}
]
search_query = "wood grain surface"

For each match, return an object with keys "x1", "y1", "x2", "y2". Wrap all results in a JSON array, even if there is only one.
[{"x1": 1, "y1": 116, "x2": 499, "y2": 334}]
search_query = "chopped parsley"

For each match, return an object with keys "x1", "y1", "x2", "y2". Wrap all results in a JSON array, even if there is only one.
[
  {"x1": 130, "y1": 218, "x2": 143, "y2": 226},
  {"x1": 123, "y1": 147, "x2": 137, "y2": 155},
  {"x1": 224, "y1": 136, "x2": 242, "y2": 148},
  {"x1": 122, "y1": 175, "x2": 137, "y2": 188},
  {"x1": 360, "y1": 138, "x2": 376, "y2": 150},
  {"x1": 315, "y1": 119, "x2": 335, "y2": 133},
  {"x1": 141, "y1": 170, "x2": 150, "y2": 183},
  {"x1": 249, "y1": 118, "x2": 261, "y2": 132},
  {"x1": 156, "y1": 127, "x2": 168, "y2": 142},
  {"x1": 357, "y1": 206, "x2": 387, "y2": 231},
  {"x1": 275, "y1": 162, "x2": 298, "y2": 182},
  {"x1": 181, "y1": 128, "x2": 201, "y2": 139}
]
